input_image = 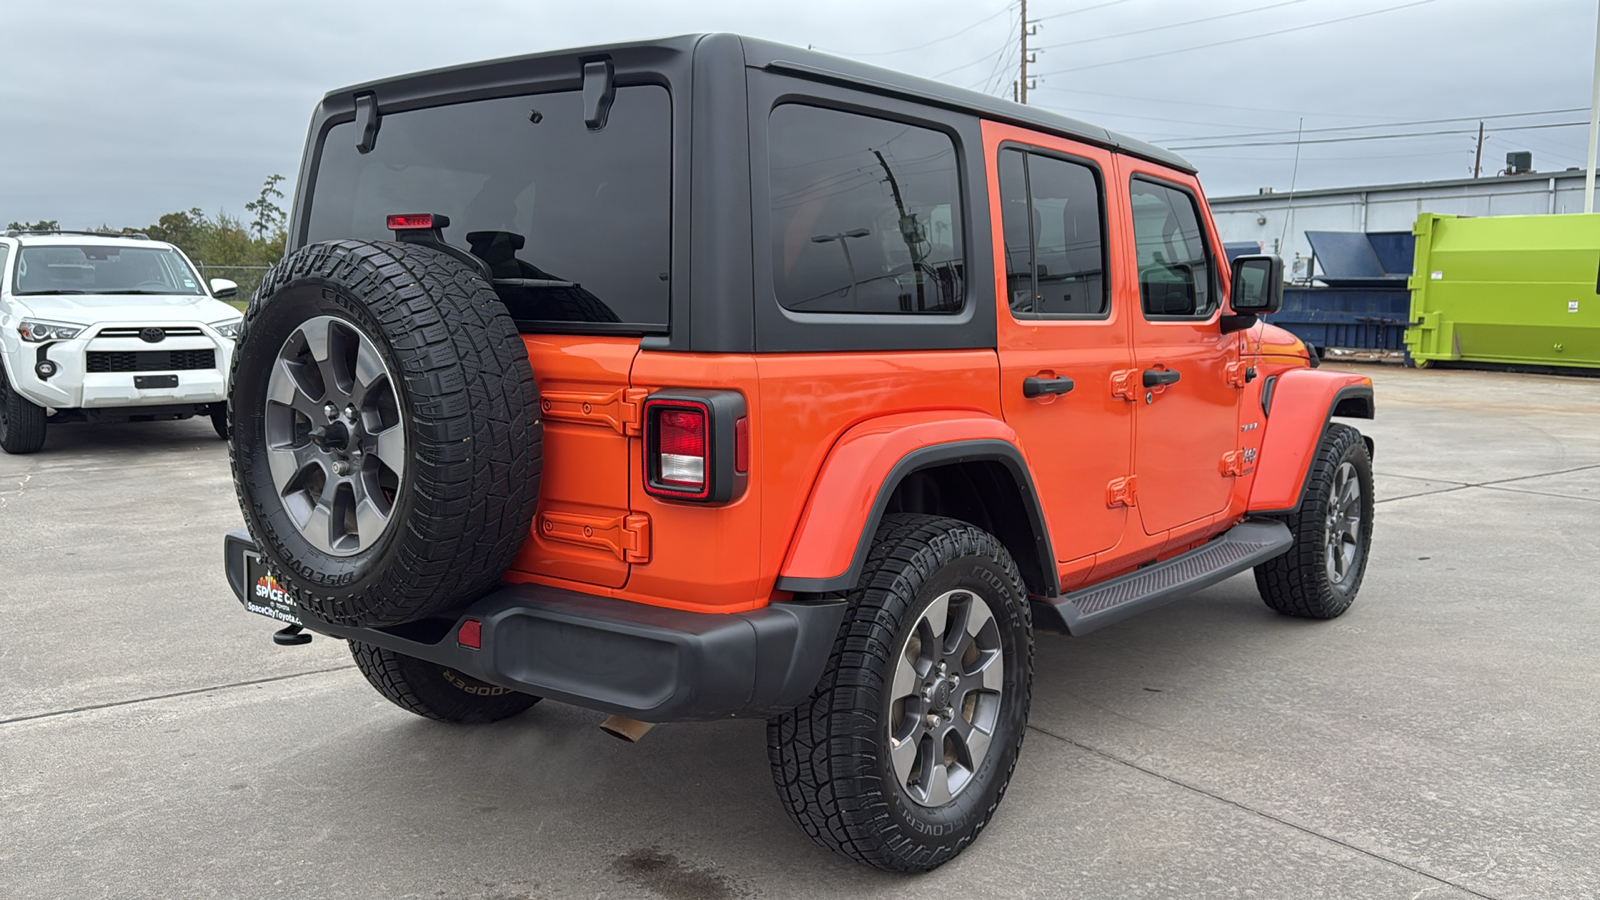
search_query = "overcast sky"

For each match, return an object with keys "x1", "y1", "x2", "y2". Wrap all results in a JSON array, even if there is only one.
[{"x1": 3, "y1": 0, "x2": 1594, "y2": 228}]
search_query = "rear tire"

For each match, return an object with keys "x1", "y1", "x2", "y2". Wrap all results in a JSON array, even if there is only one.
[
  {"x1": 1254, "y1": 422, "x2": 1374, "y2": 618},
  {"x1": 767, "y1": 514, "x2": 1033, "y2": 872},
  {"x1": 0, "y1": 370, "x2": 47, "y2": 454},
  {"x1": 350, "y1": 642, "x2": 540, "y2": 723}
]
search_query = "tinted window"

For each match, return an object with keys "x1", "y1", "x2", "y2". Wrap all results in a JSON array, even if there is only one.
[
  {"x1": 0, "y1": 245, "x2": 9, "y2": 287},
  {"x1": 1130, "y1": 179, "x2": 1213, "y2": 318},
  {"x1": 306, "y1": 86, "x2": 672, "y2": 330},
  {"x1": 769, "y1": 105, "x2": 964, "y2": 315},
  {"x1": 996, "y1": 149, "x2": 1107, "y2": 317},
  {"x1": 997, "y1": 149, "x2": 1032, "y2": 312},
  {"x1": 12, "y1": 245, "x2": 202, "y2": 296}
]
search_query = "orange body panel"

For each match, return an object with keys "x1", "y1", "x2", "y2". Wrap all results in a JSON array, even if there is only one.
[
  {"x1": 763, "y1": 351, "x2": 1003, "y2": 586},
  {"x1": 1246, "y1": 367, "x2": 1373, "y2": 512},
  {"x1": 780, "y1": 411, "x2": 1020, "y2": 582}
]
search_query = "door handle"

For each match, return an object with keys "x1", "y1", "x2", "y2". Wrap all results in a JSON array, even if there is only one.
[
  {"x1": 1023, "y1": 376, "x2": 1075, "y2": 398},
  {"x1": 1142, "y1": 368, "x2": 1181, "y2": 388}
]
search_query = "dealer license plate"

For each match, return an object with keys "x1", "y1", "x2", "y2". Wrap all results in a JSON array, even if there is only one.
[{"x1": 242, "y1": 552, "x2": 302, "y2": 627}]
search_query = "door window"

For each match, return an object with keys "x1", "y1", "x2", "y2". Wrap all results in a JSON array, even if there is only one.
[
  {"x1": 768, "y1": 104, "x2": 965, "y2": 315},
  {"x1": 1130, "y1": 179, "x2": 1214, "y2": 318},
  {"x1": 996, "y1": 148, "x2": 1108, "y2": 318}
]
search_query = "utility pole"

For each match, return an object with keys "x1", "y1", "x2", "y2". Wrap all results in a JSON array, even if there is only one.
[
  {"x1": 1587, "y1": 0, "x2": 1600, "y2": 212},
  {"x1": 1473, "y1": 121, "x2": 1484, "y2": 179},
  {"x1": 1019, "y1": 0, "x2": 1036, "y2": 104}
]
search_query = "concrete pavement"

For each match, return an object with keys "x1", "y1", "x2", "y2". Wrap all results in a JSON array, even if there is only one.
[{"x1": 2, "y1": 364, "x2": 1597, "y2": 899}]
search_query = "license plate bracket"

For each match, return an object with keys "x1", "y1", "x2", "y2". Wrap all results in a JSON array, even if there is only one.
[
  {"x1": 242, "y1": 552, "x2": 302, "y2": 626},
  {"x1": 134, "y1": 374, "x2": 179, "y2": 389}
]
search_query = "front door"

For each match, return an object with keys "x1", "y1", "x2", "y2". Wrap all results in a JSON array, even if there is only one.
[
  {"x1": 1118, "y1": 164, "x2": 1241, "y2": 538},
  {"x1": 987, "y1": 124, "x2": 1133, "y2": 577}
]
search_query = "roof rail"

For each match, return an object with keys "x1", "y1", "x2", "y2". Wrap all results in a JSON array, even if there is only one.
[{"x1": 3, "y1": 229, "x2": 151, "y2": 240}]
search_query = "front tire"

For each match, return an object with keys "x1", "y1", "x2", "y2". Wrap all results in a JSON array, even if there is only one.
[
  {"x1": 1254, "y1": 422, "x2": 1374, "y2": 618},
  {"x1": 208, "y1": 402, "x2": 228, "y2": 440},
  {"x1": 767, "y1": 514, "x2": 1033, "y2": 872},
  {"x1": 0, "y1": 369, "x2": 47, "y2": 454},
  {"x1": 350, "y1": 642, "x2": 540, "y2": 724}
]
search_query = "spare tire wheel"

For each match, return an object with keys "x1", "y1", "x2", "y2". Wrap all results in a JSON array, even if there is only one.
[{"x1": 229, "y1": 240, "x2": 541, "y2": 627}]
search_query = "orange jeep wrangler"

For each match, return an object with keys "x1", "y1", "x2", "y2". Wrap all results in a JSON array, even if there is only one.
[{"x1": 221, "y1": 34, "x2": 1375, "y2": 872}]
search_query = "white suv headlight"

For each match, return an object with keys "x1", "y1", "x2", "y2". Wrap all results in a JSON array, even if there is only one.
[
  {"x1": 211, "y1": 319, "x2": 245, "y2": 340},
  {"x1": 18, "y1": 319, "x2": 86, "y2": 343}
]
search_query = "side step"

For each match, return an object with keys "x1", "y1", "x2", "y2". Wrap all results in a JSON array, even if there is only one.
[{"x1": 1039, "y1": 519, "x2": 1292, "y2": 636}]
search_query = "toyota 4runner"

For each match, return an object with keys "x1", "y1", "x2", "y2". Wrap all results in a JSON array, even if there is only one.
[
  {"x1": 0, "y1": 230, "x2": 244, "y2": 452},
  {"x1": 220, "y1": 34, "x2": 1375, "y2": 872}
]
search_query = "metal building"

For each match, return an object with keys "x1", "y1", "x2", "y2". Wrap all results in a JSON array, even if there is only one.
[{"x1": 1207, "y1": 168, "x2": 1591, "y2": 279}]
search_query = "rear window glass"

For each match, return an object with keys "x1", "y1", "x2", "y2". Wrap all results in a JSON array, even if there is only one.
[
  {"x1": 768, "y1": 104, "x2": 965, "y2": 315},
  {"x1": 305, "y1": 86, "x2": 672, "y2": 330}
]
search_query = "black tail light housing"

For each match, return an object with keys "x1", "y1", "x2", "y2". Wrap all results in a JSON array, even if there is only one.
[{"x1": 643, "y1": 390, "x2": 748, "y2": 503}]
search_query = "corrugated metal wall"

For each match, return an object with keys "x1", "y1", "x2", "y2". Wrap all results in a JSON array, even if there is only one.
[{"x1": 1207, "y1": 170, "x2": 1589, "y2": 276}]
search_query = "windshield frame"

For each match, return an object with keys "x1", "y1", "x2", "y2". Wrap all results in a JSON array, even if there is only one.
[{"x1": 10, "y1": 243, "x2": 208, "y2": 298}]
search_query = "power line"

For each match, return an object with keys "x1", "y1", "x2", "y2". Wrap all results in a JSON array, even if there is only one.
[
  {"x1": 1034, "y1": 0, "x2": 1437, "y2": 77},
  {"x1": 1033, "y1": 0, "x2": 1313, "y2": 51},
  {"x1": 1166, "y1": 121, "x2": 1589, "y2": 151},
  {"x1": 1034, "y1": 0, "x2": 1131, "y2": 22},
  {"x1": 1157, "y1": 108, "x2": 1591, "y2": 143},
  {"x1": 934, "y1": 11, "x2": 1017, "y2": 79},
  {"x1": 812, "y1": 3, "x2": 1015, "y2": 57}
]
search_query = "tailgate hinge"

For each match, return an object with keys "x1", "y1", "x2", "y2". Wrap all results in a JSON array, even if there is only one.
[
  {"x1": 1110, "y1": 369, "x2": 1140, "y2": 402},
  {"x1": 1106, "y1": 475, "x2": 1138, "y2": 508},
  {"x1": 539, "y1": 387, "x2": 649, "y2": 436},
  {"x1": 538, "y1": 510, "x2": 652, "y2": 563}
]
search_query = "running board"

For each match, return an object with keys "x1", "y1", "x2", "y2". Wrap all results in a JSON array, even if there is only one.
[{"x1": 1038, "y1": 520, "x2": 1293, "y2": 636}]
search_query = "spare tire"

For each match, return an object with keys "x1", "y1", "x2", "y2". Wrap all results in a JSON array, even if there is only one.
[{"x1": 229, "y1": 240, "x2": 541, "y2": 627}]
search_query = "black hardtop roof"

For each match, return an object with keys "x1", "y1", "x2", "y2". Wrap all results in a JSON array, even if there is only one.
[{"x1": 323, "y1": 33, "x2": 1193, "y2": 174}]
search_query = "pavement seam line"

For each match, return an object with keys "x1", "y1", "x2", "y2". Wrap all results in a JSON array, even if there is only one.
[
  {"x1": 1479, "y1": 485, "x2": 1600, "y2": 504},
  {"x1": 0, "y1": 665, "x2": 357, "y2": 727},
  {"x1": 1025, "y1": 723, "x2": 1503, "y2": 900}
]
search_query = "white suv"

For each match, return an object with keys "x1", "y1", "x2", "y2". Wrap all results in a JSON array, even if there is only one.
[{"x1": 0, "y1": 230, "x2": 246, "y2": 453}]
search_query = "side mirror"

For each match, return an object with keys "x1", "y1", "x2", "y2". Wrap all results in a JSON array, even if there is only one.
[
  {"x1": 1221, "y1": 255, "x2": 1282, "y2": 334},
  {"x1": 209, "y1": 278, "x2": 238, "y2": 299},
  {"x1": 1229, "y1": 254, "x2": 1283, "y2": 313}
]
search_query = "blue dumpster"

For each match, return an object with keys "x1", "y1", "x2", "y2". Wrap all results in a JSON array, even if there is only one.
[{"x1": 1261, "y1": 230, "x2": 1413, "y2": 352}]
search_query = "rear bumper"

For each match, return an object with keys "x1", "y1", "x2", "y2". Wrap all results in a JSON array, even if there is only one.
[{"x1": 223, "y1": 529, "x2": 846, "y2": 722}]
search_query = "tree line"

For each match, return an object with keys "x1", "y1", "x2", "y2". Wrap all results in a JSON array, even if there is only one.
[{"x1": 7, "y1": 175, "x2": 289, "y2": 303}]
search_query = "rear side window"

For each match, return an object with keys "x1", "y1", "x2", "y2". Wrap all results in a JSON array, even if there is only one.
[
  {"x1": 996, "y1": 148, "x2": 1108, "y2": 317},
  {"x1": 1130, "y1": 178, "x2": 1214, "y2": 318},
  {"x1": 305, "y1": 86, "x2": 672, "y2": 331},
  {"x1": 768, "y1": 104, "x2": 965, "y2": 315}
]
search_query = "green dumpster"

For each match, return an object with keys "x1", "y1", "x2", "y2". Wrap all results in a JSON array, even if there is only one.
[{"x1": 1405, "y1": 213, "x2": 1600, "y2": 369}]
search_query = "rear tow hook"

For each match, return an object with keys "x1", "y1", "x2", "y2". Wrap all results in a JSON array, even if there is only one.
[{"x1": 273, "y1": 624, "x2": 313, "y2": 646}]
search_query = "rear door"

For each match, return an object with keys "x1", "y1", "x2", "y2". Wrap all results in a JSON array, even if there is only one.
[
  {"x1": 986, "y1": 123, "x2": 1133, "y2": 579},
  {"x1": 1117, "y1": 162, "x2": 1241, "y2": 538}
]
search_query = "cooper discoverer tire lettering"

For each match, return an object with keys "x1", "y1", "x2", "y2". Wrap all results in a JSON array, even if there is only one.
[
  {"x1": 350, "y1": 641, "x2": 541, "y2": 723},
  {"x1": 229, "y1": 240, "x2": 541, "y2": 627}
]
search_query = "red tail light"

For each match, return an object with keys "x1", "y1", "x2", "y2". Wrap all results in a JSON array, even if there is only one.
[
  {"x1": 656, "y1": 407, "x2": 707, "y2": 491},
  {"x1": 386, "y1": 213, "x2": 436, "y2": 230},
  {"x1": 458, "y1": 618, "x2": 482, "y2": 649},
  {"x1": 642, "y1": 392, "x2": 747, "y2": 503}
]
